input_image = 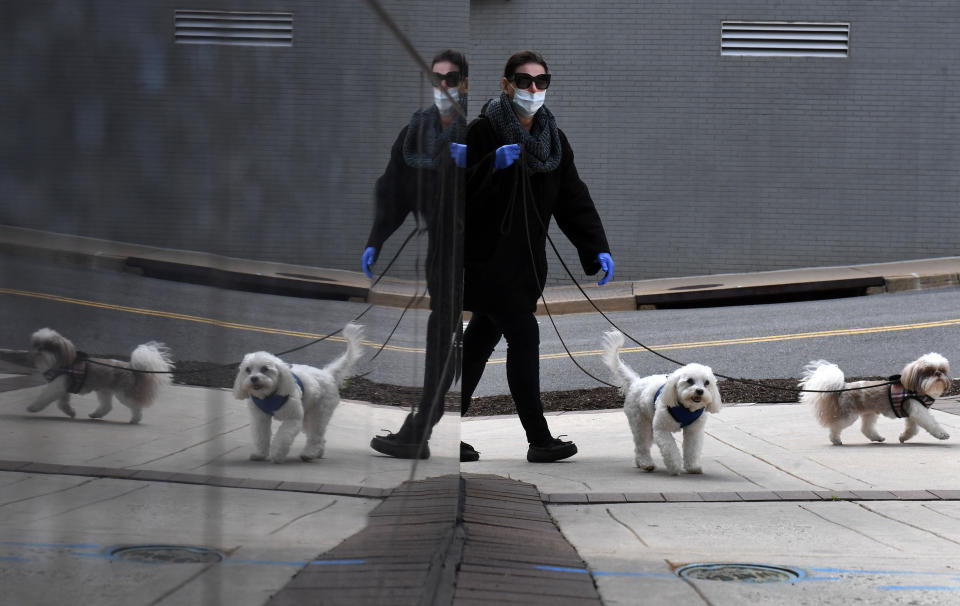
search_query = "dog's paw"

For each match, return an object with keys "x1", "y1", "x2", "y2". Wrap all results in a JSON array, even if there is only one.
[
  {"x1": 249, "y1": 453, "x2": 267, "y2": 461},
  {"x1": 830, "y1": 435, "x2": 843, "y2": 446},
  {"x1": 89, "y1": 412, "x2": 104, "y2": 419},
  {"x1": 898, "y1": 434, "x2": 910, "y2": 443},
  {"x1": 269, "y1": 454, "x2": 286, "y2": 464},
  {"x1": 635, "y1": 456, "x2": 654, "y2": 472},
  {"x1": 26, "y1": 403, "x2": 44, "y2": 413},
  {"x1": 685, "y1": 466, "x2": 703, "y2": 474},
  {"x1": 870, "y1": 436, "x2": 886, "y2": 443},
  {"x1": 300, "y1": 454, "x2": 316, "y2": 462},
  {"x1": 934, "y1": 430, "x2": 950, "y2": 441}
]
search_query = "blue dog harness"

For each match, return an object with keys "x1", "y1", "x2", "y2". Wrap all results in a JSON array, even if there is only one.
[
  {"x1": 656, "y1": 384, "x2": 705, "y2": 428},
  {"x1": 251, "y1": 374, "x2": 304, "y2": 417},
  {"x1": 887, "y1": 375, "x2": 935, "y2": 419}
]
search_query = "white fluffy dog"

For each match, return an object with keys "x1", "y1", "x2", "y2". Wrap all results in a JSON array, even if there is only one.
[
  {"x1": 232, "y1": 323, "x2": 364, "y2": 463},
  {"x1": 799, "y1": 354, "x2": 952, "y2": 445},
  {"x1": 28, "y1": 327, "x2": 174, "y2": 423},
  {"x1": 602, "y1": 330, "x2": 722, "y2": 475}
]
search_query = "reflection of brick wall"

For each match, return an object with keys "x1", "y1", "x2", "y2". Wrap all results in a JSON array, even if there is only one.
[
  {"x1": 470, "y1": 1, "x2": 960, "y2": 283},
  {"x1": 4, "y1": 2, "x2": 959, "y2": 282},
  {"x1": 0, "y1": 1, "x2": 467, "y2": 279}
]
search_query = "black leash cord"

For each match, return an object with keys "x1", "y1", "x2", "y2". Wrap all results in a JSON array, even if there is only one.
[
  {"x1": 84, "y1": 226, "x2": 424, "y2": 376},
  {"x1": 517, "y1": 151, "x2": 893, "y2": 396}
]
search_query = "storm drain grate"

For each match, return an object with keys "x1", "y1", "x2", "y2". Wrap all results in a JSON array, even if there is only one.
[
  {"x1": 108, "y1": 545, "x2": 224, "y2": 564},
  {"x1": 677, "y1": 563, "x2": 801, "y2": 583}
]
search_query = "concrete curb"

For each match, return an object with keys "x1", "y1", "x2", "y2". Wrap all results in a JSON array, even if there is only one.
[{"x1": 3, "y1": 225, "x2": 959, "y2": 313}]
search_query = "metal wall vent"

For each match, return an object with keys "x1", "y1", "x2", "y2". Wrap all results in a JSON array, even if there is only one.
[
  {"x1": 175, "y1": 10, "x2": 293, "y2": 47},
  {"x1": 722, "y1": 22, "x2": 849, "y2": 57}
]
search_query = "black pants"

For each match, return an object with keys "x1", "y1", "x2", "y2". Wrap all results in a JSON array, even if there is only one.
[
  {"x1": 409, "y1": 299, "x2": 461, "y2": 438},
  {"x1": 459, "y1": 311, "x2": 552, "y2": 445}
]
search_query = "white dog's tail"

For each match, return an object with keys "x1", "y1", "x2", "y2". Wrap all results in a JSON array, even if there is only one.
[
  {"x1": 798, "y1": 360, "x2": 845, "y2": 427},
  {"x1": 601, "y1": 330, "x2": 641, "y2": 393},
  {"x1": 128, "y1": 342, "x2": 175, "y2": 406},
  {"x1": 325, "y1": 323, "x2": 365, "y2": 387}
]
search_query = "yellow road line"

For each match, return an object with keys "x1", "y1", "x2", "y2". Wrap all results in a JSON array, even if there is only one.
[
  {"x1": 0, "y1": 287, "x2": 419, "y2": 353},
  {"x1": 487, "y1": 317, "x2": 960, "y2": 365},
  {"x1": 5, "y1": 287, "x2": 957, "y2": 364}
]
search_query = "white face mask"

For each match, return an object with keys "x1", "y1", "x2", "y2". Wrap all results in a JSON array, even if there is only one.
[
  {"x1": 434, "y1": 88, "x2": 459, "y2": 115},
  {"x1": 511, "y1": 88, "x2": 546, "y2": 118}
]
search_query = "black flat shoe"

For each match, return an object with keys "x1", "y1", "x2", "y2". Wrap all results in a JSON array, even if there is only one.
[
  {"x1": 370, "y1": 432, "x2": 430, "y2": 459},
  {"x1": 460, "y1": 441, "x2": 480, "y2": 462},
  {"x1": 526, "y1": 437, "x2": 577, "y2": 463}
]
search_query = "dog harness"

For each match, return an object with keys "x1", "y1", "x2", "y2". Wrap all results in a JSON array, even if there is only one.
[
  {"x1": 887, "y1": 375, "x2": 935, "y2": 419},
  {"x1": 250, "y1": 374, "x2": 304, "y2": 417},
  {"x1": 656, "y1": 384, "x2": 705, "y2": 428},
  {"x1": 42, "y1": 351, "x2": 89, "y2": 394}
]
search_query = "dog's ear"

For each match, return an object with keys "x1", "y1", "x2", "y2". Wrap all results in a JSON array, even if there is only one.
[
  {"x1": 660, "y1": 370, "x2": 680, "y2": 408},
  {"x1": 273, "y1": 360, "x2": 298, "y2": 397},
  {"x1": 233, "y1": 354, "x2": 253, "y2": 400},
  {"x1": 900, "y1": 358, "x2": 922, "y2": 392},
  {"x1": 705, "y1": 371, "x2": 723, "y2": 413}
]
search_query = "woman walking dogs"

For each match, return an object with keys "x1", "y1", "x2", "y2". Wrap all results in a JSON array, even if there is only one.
[
  {"x1": 461, "y1": 51, "x2": 615, "y2": 462},
  {"x1": 366, "y1": 50, "x2": 468, "y2": 461}
]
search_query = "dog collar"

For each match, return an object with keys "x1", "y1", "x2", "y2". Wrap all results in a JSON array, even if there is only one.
[
  {"x1": 888, "y1": 379, "x2": 935, "y2": 419},
  {"x1": 251, "y1": 374, "x2": 303, "y2": 417},
  {"x1": 656, "y1": 384, "x2": 705, "y2": 428},
  {"x1": 42, "y1": 351, "x2": 89, "y2": 394}
]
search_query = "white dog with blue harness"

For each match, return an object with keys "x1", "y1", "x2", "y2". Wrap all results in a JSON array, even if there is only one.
[
  {"x1": 602, "y1": 330, "x2": 723, "y2": 475},
  {"x1": 233, "y1": 323, "x2": 364, "y2": 463}
]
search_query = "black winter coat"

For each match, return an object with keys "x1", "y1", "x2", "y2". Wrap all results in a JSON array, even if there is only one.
[
  {"x1": 463, "y1": 114, "x2": 609, "y2": 313},
  {"x1": 365, "y1": 123, "x2": 463, "y2": 305}
]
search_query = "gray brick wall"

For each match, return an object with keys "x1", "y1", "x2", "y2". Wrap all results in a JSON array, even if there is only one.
[
  {"x1": 2, "y1": 1, "x2": 957, "y2": 282},
  {"x1": 470, "y1": 0, "x2": 960, "y2": 283},
  {"x1": 0, "y1": 0, "x2": 468, "y2": 278}
]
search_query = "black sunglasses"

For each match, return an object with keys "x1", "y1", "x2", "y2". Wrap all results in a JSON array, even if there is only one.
[
  {"x1": 510, "y1": 72, "x2": 551, "y2": 90},
  {"x1": 430, "y1": 71, "x2": 462, "y2": 87}
]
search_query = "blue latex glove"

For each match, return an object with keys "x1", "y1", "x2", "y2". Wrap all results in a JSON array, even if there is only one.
[
  {"x1": 597, "y1": 252, "x2": 614, "y2": 286},
  {"x1": 450, "y1": 143, "x2": 467, "y2": 168},
  {"x1": 361, "y1": 246, "x2": 376, "y2": 278},
  {"x1": 494, "y1": 144, "x2": 521, "y2": 171}
]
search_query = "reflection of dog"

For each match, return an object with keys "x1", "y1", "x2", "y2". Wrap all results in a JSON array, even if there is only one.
[
  {"x1": 800, "y1": 354, "x2": 952, "y2": 445},
  {"x1": 232, "y1": 324, "x2": 364, "y2": 463},
  {"x1": 602, "y1": 330, "x2": 722, "y2": 475},
  {"x1": 28, "y1": 328, "x2": 174, "y2": 424}
]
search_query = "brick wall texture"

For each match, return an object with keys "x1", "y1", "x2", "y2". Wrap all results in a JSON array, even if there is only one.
[{"x1": 2, "y1": 1, "x2": 957, "y2": 281}]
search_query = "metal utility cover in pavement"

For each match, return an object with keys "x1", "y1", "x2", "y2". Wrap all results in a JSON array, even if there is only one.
[
  {"x1": 107, "y1": 545, "x2": 224, "y2": 564},
  {"x1": 676, "y1": 562, "x2": 802, "y2": 583}
]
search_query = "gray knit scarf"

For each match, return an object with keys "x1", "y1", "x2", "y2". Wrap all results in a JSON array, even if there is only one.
[
  {"x1": 483, "y1": 92, "x2": 561, "y2": 173},
  {"x1": 402, "y1": 100, "x2": 467, "y2": 169}
]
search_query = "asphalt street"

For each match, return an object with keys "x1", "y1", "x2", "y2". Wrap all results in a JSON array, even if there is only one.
[{"x1": 3, "y1": 252, "x2": 959, "y2": 399}]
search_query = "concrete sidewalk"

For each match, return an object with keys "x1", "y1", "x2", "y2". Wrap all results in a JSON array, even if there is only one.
[
  {"x1": 3, "y1": 224, "x2": 958, "y2": 313},
  {"x1": 3, "y1": 350, "x2": 960, "y2": 603}
]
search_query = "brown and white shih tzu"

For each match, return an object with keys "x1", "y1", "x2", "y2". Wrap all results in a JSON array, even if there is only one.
[
  {"x1": 232, "y1": 323, "x2": 364, "y2": 463},
  {"x1": 799, "y1": 353, "x2": 952, "y2": 445},
  {"x1": 28, "y1": 327, "x2": 174, "y2": 423}
]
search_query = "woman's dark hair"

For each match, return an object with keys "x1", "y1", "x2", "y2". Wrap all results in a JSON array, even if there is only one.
[
  {"x1": 503, "y1": 50, "x2": 548, "y2": 79},
  {"x1": 431, "y1": 49, "x2": 468, "y2": 77}
]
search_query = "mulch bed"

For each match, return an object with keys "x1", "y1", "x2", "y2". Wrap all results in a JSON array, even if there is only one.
[{"x1": 170, "y1": 360, "x2": 960, "y2": 416}]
